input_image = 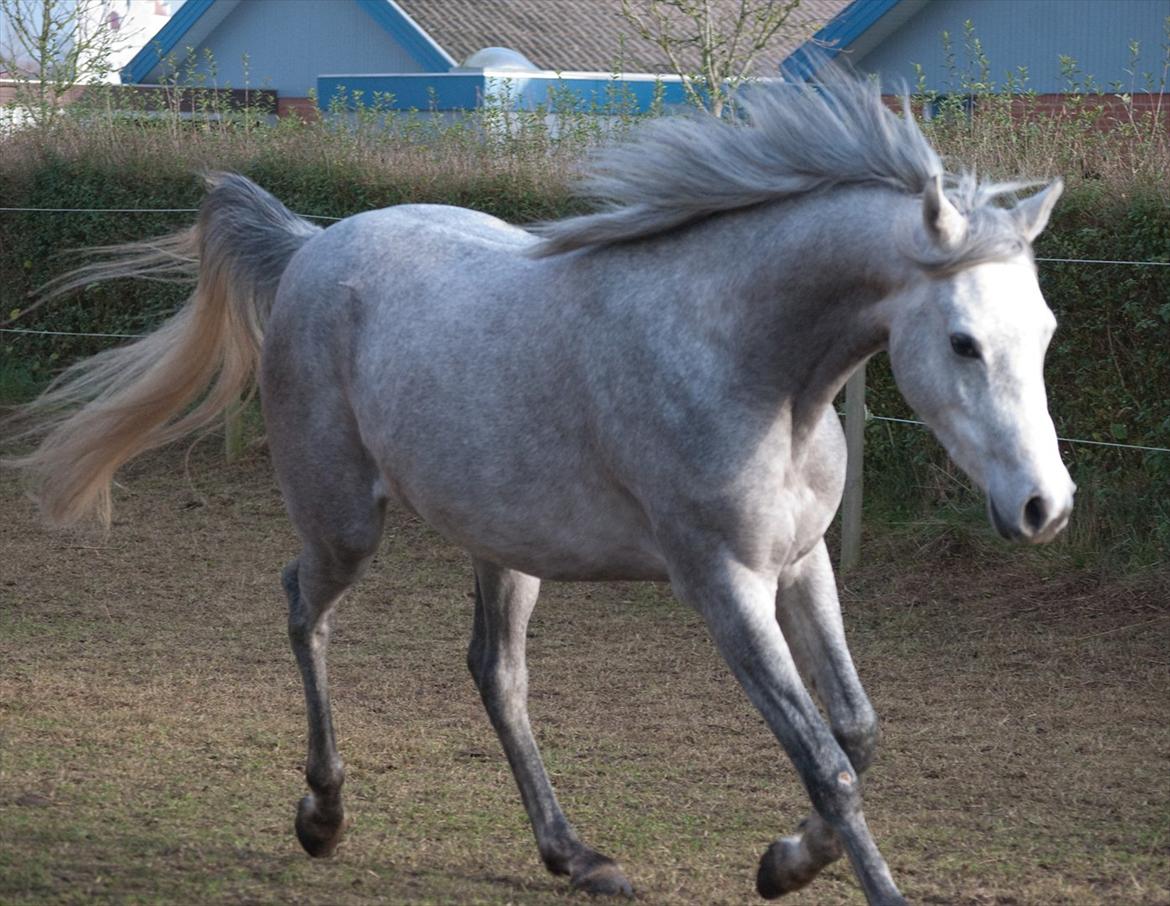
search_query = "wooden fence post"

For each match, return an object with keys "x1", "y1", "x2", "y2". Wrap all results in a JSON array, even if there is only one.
[
  {"x1": 224, "y1": 400, "x2": 244, "y2": 463},
  {"x1": 840, "y1": 363, "x2": 866, "y2": 573}
]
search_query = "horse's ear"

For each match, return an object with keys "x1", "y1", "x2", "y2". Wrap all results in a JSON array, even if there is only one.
[
  {"x1": 923, "y1": 173, "x2": 967, "y2": 249},
  {"x1": 1012, "y1": 178, "x2": 1063, "y2": 242}
]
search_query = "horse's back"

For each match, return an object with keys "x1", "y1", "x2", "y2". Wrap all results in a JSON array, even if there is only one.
[
  {"x1": 266, "y1": 202, "x2": 540, "y2": 363},
  {"x1": 362, "y1": 203, "x2": 538, "y2": 250}
]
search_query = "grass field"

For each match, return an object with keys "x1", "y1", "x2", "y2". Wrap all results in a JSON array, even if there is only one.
[{"x1": 1, "y1": 445, "x2": 1168, "y2": 905}]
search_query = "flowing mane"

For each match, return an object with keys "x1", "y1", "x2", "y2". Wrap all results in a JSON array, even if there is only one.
[{"x1": 531, "y1": 69, "x2": 1035, "y2": 271}]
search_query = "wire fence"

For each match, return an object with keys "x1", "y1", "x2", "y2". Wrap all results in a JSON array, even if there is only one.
[
  {"x1": 866, "y1": 414, "x2": 1170, "y2": 455},
  {"x1": 3, "y1": 204, "x2": 1168, "y2": 459},
  {"x1": 1, "y1": 326, "x2": 144, "y2": 339},
  {"x1": 0, "y1": 205, "x2": 1168, "y2": 263},
  {"x1": 0, "y1": 205, "x2": 345, "y2": 221}
]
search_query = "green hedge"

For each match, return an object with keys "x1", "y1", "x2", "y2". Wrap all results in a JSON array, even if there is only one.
[
  {"x1": 3, "y1": 152, "x2": 1168, "y2": 565},
  {"x1": 0, "y1": 152, "x2": 582, "y2": 368}
]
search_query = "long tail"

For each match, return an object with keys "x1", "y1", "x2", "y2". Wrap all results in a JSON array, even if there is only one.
[{"x1": 1, "y1": 172, "x2": 321, "y2": 527}]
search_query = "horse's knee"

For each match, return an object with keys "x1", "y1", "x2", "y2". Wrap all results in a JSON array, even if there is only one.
[
  {"x1": 802, "y1": 750, "x2": 865, "y2": 826},
  {"x1": 834, "y1": 708, "x2": 880, "y2": 774}
]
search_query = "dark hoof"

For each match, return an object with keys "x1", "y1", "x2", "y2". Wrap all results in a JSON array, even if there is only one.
[
  {"x1": 757, "y1": 836, "x2": 818, "y2": 899},
  {"x1": 295, "y1": 793, "x2": 346, "y2": 858},
  {"x1": 570, "y1": 853, "x2": 634, "y2": 898}
]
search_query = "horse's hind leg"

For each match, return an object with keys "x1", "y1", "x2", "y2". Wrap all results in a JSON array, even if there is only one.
[
  {"x1": 276, "y1": 447, "x2": 386, "y2": 858},
  {"x1": 757, "y1": 540, "x2": 880, "y2": 898},
  {"x1": 467, "y1": 558, "x2": 633, "y2": 896}
]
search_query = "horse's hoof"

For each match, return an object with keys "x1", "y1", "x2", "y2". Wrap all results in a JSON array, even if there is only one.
[
  {"x1": 756, "y1": 835, "x2": 818, "y2": 899},
  {"x1": 570, "y1": 854, "x2": 634, "y2": 898},
  {"x1": 295, "y1": 793, "x2": 346, "y2": 858}
]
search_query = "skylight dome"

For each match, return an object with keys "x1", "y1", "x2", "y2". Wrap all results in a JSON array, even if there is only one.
[{"x1": 456, "y1": 47, "x2": 539, "y2": 72}]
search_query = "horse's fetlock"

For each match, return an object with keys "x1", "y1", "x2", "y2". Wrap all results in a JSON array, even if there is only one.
[
  {"x1": 538, "y1": 837, "x2": 578, "y2": 876},
  {"x1": 539, "y1": 850, "x2": 570, "y2": 877},
  {"x1": 306, "y1": 758, "x2": 344, "y2": 795},
  {"x1": 567, "y1": 849, "x2": 634, "y2": 897}
]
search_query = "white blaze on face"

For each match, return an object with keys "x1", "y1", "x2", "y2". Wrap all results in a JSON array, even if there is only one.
[{"x1": 889, "y1": 257, "x2": 1075, "y2": 543}]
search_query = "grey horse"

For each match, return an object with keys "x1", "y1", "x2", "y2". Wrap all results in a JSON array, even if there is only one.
[{"x1": 4, "y1": 73, "x2": 1072, "y2": 904}]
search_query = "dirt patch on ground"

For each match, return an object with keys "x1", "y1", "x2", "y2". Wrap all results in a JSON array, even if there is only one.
[{"x1": 1, "y1": 446, "x2": 1168, "y2": 905}]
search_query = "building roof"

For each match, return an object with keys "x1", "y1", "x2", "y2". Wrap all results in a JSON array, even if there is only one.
[
  {"x1": 782, "y1": 0, "x2": 909, "y2": 79},
  {"x1": 121, "y1": 0, "x2": 853, "y2": 86},
  {"x1": 398, "y1": 0, "x2": 851, "y2": 74},
  {"x1": 781, "y1": 0, "x2": 1170, "y2": 93}
]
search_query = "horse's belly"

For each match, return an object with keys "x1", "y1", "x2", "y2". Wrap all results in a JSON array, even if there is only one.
[{"x1": 382, "y1": 469, "x2": 669, "y2": 582}]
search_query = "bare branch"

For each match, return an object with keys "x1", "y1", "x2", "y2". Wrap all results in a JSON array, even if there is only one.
[
  {"x1": 1, "y1": 0, "x2": 119, "y2": 124},
  {"x1": 733, "y1": 0, "x2": 802, "y2": 84},
  {"x1": 619, "y1": 0, "x2": 810, "y2": 117}
]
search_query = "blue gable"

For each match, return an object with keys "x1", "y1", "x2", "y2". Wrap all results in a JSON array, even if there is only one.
[
  {"x1": 782, "y1": 0, "x2": 1170, "y2": 95},
  {"x1": 351, "y1": 0, "x2": 452, "y2": 71},
  {"x1": 121, "y1": 0, "x2": 454, "y2": 86}
]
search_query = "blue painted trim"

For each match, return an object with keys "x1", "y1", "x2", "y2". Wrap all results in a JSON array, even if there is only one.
[
  {"x1": 781, "y1": 0, "x2": 903, "y2": 80},
  {"x1": 318, "y1": 74, "x2": 482, "y2": 111},
  {"x1": 120, "y1": 0, "x2": 217, "y2": 83},
  {"x1": 317, "y1": 74, "x2": 691, "y2": 113},
  {"x1": 354, "y1": 0, "x2": 453, "y2": 71}
]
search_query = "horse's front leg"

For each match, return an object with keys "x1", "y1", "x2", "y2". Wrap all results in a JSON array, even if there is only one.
[
  {"x1": 670, "y1": 552, "x2": 904, "y2": 906},
  {"x1": 757, "y1": 540, "x2": 880, "y2": 897}
]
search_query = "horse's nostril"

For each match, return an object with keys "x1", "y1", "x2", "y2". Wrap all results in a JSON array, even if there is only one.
[{"x1": 1024, "y1": 496, "x2": 1047, "y2": 534}]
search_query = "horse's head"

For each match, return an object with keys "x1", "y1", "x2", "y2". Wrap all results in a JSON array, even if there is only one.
[{"x1": 886, "y1": 177, "x2": 1074, "y2": 544}]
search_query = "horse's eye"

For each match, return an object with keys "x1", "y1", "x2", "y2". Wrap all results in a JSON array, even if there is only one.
[{"x1": 950, "y1": 332, "x2": 982, "y2": 359}]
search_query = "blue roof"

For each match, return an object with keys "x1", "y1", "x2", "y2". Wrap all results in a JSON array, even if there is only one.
[
  {"x1": 781, "y1": 0, "x2": 902, "y2": 80},
  {"x1": 121, "y1": 0, "x2": 453, "y2": 84}
]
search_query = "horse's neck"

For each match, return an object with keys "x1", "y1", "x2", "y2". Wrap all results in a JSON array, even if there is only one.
[{"x1": 690, "y1": 187, "x2": 918, "y2": 435}]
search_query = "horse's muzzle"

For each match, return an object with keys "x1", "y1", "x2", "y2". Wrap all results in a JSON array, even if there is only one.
[{"x1": 989, "y1": 487, "x2": 1074, "y2": 544}]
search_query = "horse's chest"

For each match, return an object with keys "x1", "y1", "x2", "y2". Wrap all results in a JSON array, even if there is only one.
[
  {"x1": 722, "y1": 416, "x2": 847, "y2": 570},
  {"x1": 779, "y1": 476, "x2": 842, "y2": 563}
]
